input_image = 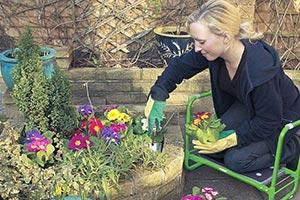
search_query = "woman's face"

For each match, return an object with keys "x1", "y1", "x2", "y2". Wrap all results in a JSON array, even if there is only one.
[{"x1": 189, "y1": 22, "x2": 227, "y2": 61}]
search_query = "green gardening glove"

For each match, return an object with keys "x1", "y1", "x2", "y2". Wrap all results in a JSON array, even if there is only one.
[
  {"x1": 144, "y1": 96, "x2": 166, "y2": 135},
  {"x1": 219, "y1": 129, "x2": 236, "y2": 139}
]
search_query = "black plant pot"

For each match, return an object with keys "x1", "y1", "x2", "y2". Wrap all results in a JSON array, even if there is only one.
[{"x1": 154, "y1": 26, "x2": 194, "y2": 66}]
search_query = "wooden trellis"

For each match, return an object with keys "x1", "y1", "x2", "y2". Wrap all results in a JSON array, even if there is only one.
[{"x1": 0, "y1": 0, "x2": 299, "y2": 68}]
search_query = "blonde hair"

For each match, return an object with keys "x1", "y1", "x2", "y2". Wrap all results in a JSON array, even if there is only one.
[{"x1": 186, "y1": 0, "x2": 263, "y2": 40}]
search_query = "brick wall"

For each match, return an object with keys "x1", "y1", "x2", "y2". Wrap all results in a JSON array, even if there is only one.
[{"x1": 68, "y1": 68, "x2": 211, "y2": 107}]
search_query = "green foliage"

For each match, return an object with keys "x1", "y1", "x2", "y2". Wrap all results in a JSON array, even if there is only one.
[
  {"x1": 11, "y1": 27, "x2": 78, "y2": 135},
  {"x1": 14, "y1": 27, "x2": 39, "y2": 60},
  {"x1": 0, "y1": 122, "x2": 167, "y2": 199},
  {"x1": 12, "y1": 37, "x2": 50, "y2": 132},
  {"x1": 132, "y1": 114, "x2": 146, "y2": 135},
  {"x1": 0, "y1": 123, "x2": 58, "y2": 199},
  {"x1": 53, "y1": 133, "x2": 167, "y2": 199},
  {"x1": 36, "y1": 144, "x2": 55, "y2": 166},
  {"x1": 47, "y1": 65, "x2": 79, "y2": 134}
]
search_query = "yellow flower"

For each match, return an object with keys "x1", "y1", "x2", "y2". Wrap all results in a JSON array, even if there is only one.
[
  {"x1": 201, "y1": 114, "x2": 209, "y2": 120},
  {"x1": 107, "y1": 109, "x2": 121, "y2": 121},
  {"x1": 118, "y1": 113, "x2": 131, "y2": 123},
  {"x1": 193, "y1": 118, "x2": 201, "y2": 126},
  {"x1": 54, "y1": 184, "x2": 62, "y2": 196}
]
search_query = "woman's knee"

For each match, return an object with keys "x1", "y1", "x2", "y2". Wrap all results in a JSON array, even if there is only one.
[{"x1": 224, "y1": 149, "x2": 246, "y2": 173}]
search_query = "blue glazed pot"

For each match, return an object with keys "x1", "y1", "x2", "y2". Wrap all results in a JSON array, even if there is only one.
[
  {"x1": 154, "y1": 26, "x2": 194, "y2": 66},
  {"x1": 0, "y1": 47, "x2": 56, "y2": 91}
]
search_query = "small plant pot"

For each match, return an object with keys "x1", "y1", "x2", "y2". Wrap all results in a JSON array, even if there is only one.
[
  {"x1": 149, "y1": 137, "x2": 165, "y2": 152},
  {"x1": 149, "y1": 142, "x2": 163, "y2": 152},
  {"x1": 0, "y1": 47, "x2": 56, "y2": 91}
]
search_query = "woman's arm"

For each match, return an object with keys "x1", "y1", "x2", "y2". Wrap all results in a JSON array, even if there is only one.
[{"x1": 150, "y1": 50, "x2": 208, "y2": 101}]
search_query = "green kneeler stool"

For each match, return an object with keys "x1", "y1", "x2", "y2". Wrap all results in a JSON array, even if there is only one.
[{"x1": 184, "y1": 91, "x2": 300, "y2": 200}]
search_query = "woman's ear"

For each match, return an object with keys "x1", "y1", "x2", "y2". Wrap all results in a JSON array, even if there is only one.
[{"x1": 223, "y1": 32, "x2": 231, "y2": 44}]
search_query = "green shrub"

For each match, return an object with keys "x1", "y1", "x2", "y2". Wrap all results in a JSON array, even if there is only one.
[
  {"x1": 47, "y1": 65, "x2": 79, "y2": 134},
  {"x1": 12, "y1": 27, "x2": 78, "y2": 134},
  {"x1": 12, "y1": 28, "x2": 50, "y2": 132}
]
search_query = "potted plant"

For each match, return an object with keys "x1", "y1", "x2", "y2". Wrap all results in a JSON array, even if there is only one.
[
  {"x1": 154, "y1": 26, "x2": 194, "y2": 65},
  {"x1": 185, "y1": 111, "x2": 226, "y2": 144},
  {"x1": 151, "y1": 0, "x2": 200, "y2": 65},
  {"x1": 148, "y1": 127, "x2": 167, "y2": 152},
  {"x1": 132, "y1": 112, "x2": 175, "y2": 152},
  {"x1": 0, "y1": 27, "x2": 56, "y2": 91}
]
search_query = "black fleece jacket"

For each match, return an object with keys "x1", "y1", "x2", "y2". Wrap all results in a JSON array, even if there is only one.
[{"x1": 150, "y1": 39, "x2": 300, "y2": 154}]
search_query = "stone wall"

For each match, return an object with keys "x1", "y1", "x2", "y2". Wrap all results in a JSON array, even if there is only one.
[
  {"x1": 66, "y1": 68, "x2": 300, "y2": 113},
  {"x1": 3, "y1": 68, "x2": 299, "y2": 117}
]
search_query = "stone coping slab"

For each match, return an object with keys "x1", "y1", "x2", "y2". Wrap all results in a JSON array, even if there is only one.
[{"x1": 112, "y1": 125, "x2": 184, "y2": 200}]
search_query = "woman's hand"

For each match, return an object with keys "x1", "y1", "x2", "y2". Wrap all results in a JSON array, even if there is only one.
[
  {"x1": 144, "y1": 96, "x2": 166, "y2": 135},
  {"x1": 192, "y1": 130, "x2": 237, "y2": 154}
]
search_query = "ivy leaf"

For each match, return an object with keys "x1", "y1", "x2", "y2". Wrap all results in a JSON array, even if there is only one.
[
  {"x1": 43, "y1": 131, "x2": 55, "y2": 140},
  {"x1": 36, "y1": 151, "x2": 46, "y2": 167},
  {"x1": 46, "y1": 144, "x2": 55, "y2": 159},
  {"x1": 192, "y1": 186, "x2": 201, "y2": 195}
]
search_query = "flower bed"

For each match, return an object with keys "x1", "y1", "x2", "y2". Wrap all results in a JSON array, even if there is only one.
[{"x1": 0, "y1": 105, "x2": 168, "y2": 199}]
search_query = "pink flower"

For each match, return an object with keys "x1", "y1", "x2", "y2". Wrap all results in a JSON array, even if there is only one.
[
  {"x1": 181, "y1": 195, "x2": 205, "y2": 200},
  {"x1": 26, "y1": 139, "x2": 50, "y2": 152},
  {"x1": 204, "y1": 193, "x2": 213, "y2": 200},
  {"x1": 110, "y1": 123, "x2": 127, "y2": 133},
  {"x1": 68, "y1": 131, "x2": 93, "y2": 150},
  {"x1": 201, "y1": 186, "x2": 219, "y2": 199},
  {"x1": 80, "y1": 120, "x2": 88, "y2": 129}
]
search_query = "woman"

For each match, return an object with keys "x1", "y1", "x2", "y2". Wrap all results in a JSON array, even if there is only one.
[{"x1": 144, "y1": 0, "x2": 300, "y2": 173}]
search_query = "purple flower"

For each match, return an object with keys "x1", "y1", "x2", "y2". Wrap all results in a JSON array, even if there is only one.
[
  {"x1": 78, "y1": 105, "x2": 93, "y2": 117},
  {"x1": 181, "y1": 195, "x2": 205, "y2": 200},
  {"x1": 24, "y1": 129, "x2": 52, "y2": 152},
  {"x1": 101, "y1": 127, "x2": 121, "y2": 144},
  {"x1": 103, "y1": 104, "x2": 118, "y2": 113},
  {"x1": 25, "y1": 129, "x2": 45, "y2": 143}
]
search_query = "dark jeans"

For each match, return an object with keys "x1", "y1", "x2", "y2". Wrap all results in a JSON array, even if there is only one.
[{"x1": 210, "y1": 101, "x2": 299, "y2": 173}]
